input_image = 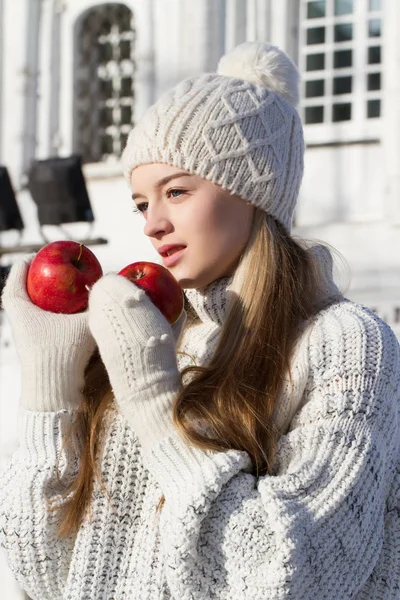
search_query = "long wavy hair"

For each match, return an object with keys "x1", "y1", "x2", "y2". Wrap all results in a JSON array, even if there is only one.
[{"x1": 50, "y1": 209, "x2": 336, "y2": 537}]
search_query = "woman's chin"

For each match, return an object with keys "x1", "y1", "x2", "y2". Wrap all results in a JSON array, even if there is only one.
[
  {"x1": 172, "y1": 270, "x2": 203, "y2": 289},
  {"x1": 169, "y1": 262, "x2": 223, "y2": 289}
]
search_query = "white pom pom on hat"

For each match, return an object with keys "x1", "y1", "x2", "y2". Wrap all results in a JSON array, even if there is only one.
[{"x1": 217, "y1": 41, "x2": 300, "y2": 107}]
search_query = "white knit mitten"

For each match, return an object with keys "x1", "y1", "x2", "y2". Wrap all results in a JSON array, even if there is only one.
[
  {"x1": 1, "y1": 256, "x2": 96, "y2": 411},
  {"x1": 88, "y1": 273, "x2": 184, "y2": 452}
]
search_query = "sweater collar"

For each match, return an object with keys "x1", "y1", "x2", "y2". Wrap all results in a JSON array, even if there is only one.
[
  {"x1": 184, "y1": 276, "x2": 233, "y2": 326},
  {"x1": 184, "y1": 245, "x2": 342, "y2": 327}
]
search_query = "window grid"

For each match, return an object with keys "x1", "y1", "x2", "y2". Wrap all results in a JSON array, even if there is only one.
[
  {"x1": 74, "y1": 4, "x2": 136, "y2": 164},
  {"x1": 300, "y1": 0, "x2": 383, "y2": 138}
]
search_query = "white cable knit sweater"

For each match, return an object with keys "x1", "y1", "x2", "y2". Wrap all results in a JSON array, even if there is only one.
[{"x1": 1, "y1": 266, "x2": 399, "y2": 599}]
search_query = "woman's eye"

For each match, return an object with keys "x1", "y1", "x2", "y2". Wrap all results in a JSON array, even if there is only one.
[
  {"x1": 133, "y1": 202, "x2": 148, "y2": 214},
  {"x1": 167, "y1": 188, "x2": 186, "y2": 198},
  {"x1": 132, "y1": 189, "x2": 186, "y2": 214}
]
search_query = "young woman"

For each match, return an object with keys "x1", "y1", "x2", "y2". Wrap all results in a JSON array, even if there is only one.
[{"x1": 1, "y1": 42, "x2": 399, "y2": 600}]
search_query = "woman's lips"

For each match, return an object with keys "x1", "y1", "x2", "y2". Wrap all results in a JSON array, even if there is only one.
[{"x1": 162, "y1": 247, "x2": 186, "y2": 267}]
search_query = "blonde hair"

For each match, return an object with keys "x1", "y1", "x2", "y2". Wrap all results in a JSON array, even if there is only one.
[{"x1": 50, "y1": 209, "x2": 332, "y2": 536}]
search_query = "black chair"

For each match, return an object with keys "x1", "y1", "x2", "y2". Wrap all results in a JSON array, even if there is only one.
[
  {"x1": 0, "y1": 165, "x2": 24, "y2": 233},
  {"x1": 0, "y1": 156, "x2": 107, "y2": 257},
  {"x1": 0, "y1": 166, "x2": 23, "y2": 294},
  {"x1": 28, "y1": 155, "x2": 95, "y2": 226}
]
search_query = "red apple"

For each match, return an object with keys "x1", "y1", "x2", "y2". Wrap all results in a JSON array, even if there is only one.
[
  {"x1": 27, "y1": 240, "x2": 103, "y2": 314},
  {"x1": 118, "y1": 261, "x2": 184, "y2": 324}
]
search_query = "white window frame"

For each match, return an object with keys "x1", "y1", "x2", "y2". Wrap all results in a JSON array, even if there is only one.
[{"x1": 299, "y1": 0, "x2": 384, "y2": 145}]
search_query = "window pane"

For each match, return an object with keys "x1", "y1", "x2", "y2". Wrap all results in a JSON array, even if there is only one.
[
  {"x1": 101, "y1": 135, "x2": 114, "y2": 155},
  {"x1": 367, "y1": 99, "x2": 381, "y2": 117},
  {"x1": 306, "y1": 80, "x2": 325, "y2": 97},
  {"x1": 97, "y1": 18, "x2": 112, "y2": 36},
  {"x1": 333, "y1": 76, "x2": 352, "y2": 94},
  {"x1": 99, "y1": 42, "x2": 113, "y2": 62},
  {"x1": 334, "y1": 23, "x2": 353, "y2": 42},
  {"x1": 307, "y1": 1, "x2": 326, "y2": 18},
  {"x1": 334, "y1": 50, "x2": 352, "y2": 68},
  {"x1": 121, "y1": 77, "x2": 133, "y2": 96},
  {"x1": 120, "y1": 40, "x2": 131, "y2": 60},
  {"x1": 99, "y1": 106, "x2": 114, "y2": 127},
  {"x1": 120, "y1": 133, "x2": 129, "y2": 151},
  {"x1": 369, "y1": 0, "x2": 381, "y2": 10},
  {"x1": 305, "y1": 106, "x2": 324, "y2": 124},
  {"x1": 368, "y1": 72, "x2": 381, "y2": 90},
  {"x1": 368, "y1": 19, "x2": 381, "y2": 37},
  {"x1": 117, "y1": 6, "x2": 134, "y2": 32},
  {"x1": 100, "y1": 79, "x2": 113, "y2": 98},
  {"x1": 334, "y1": 0, "x2": 353, "y2": 15},
  {"x1": 307, "y1": 27, "x2": 326, "y2": 45},
  {"x1": 333, "y1": 103, "x2": 352, "y2": 121},
  {"x1": 368, "y1": 46, "x2": 381, "y2": 64},
  {"x1": 306, "y1": 53, "x2": 325, "y2": 71},
  {"x1": 120, "y1": 105, "x2": 132, "y2": 125}
]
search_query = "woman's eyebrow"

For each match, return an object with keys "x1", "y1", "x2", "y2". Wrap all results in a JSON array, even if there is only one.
[{"x1": 132, "y1": 172, "x2": 190, "y2": 201}]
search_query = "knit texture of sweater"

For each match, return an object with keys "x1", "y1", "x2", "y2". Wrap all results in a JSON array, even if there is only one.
[{"x1": 1, "y1": 262, "x2": 399, "y2": 599}]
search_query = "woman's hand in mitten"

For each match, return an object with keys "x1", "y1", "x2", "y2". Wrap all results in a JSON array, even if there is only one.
[
  {"x1": 1, "y1": 256, "x2": 96, "y2": 411},
  {"x1": 88, "y1": 273, "x2": 185, "y2": 452}
]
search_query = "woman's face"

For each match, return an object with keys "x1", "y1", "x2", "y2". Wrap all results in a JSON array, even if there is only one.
[{"x1": 130, "y1": 163, "x2": 255, "y2": 289}]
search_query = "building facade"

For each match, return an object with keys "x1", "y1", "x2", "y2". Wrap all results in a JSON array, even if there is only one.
[{"x1": 0, "y1": 1, "x2": 398, "y2": 597}]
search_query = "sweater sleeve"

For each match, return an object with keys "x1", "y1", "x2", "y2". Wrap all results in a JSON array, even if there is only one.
[
  {"x1": 0, "y1": 408, "x2": 79, "y2": 600},
  {"x1": 143, "y1": 303, "x2": 400, "y2": 599}
]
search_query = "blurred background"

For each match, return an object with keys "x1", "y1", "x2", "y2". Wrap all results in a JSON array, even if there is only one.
[{"x1": 0, "y1": 0, "x2": 398, "y2": 597}]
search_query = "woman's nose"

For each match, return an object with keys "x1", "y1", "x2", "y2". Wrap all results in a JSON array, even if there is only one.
[{"x1": 143, "y1": 207, "x2": 173, "y2": 238}]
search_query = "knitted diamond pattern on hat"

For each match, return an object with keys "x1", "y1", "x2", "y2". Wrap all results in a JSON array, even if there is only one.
[
  {"x1": 203, "y1": 84, "x2": 289, "y2": 182},
  {"x1": 122, "y1": 74, "x2": 304, "y2": 233}
]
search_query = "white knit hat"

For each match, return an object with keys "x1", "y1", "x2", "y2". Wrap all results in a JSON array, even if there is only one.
[{"x1": 121, "y1": 41, "x2": 304, "y2": 233}]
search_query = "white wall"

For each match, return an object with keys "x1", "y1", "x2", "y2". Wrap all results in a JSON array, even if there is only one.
[
  {"x1": 295, "y1": 142, "x2": 399, "y2": 337},
  {"x1": 298, "y1": 143, "x2": 384, "y2": 225},
  {"x1": 1, "y1": 0, "x2": 30, "y2": 186}
]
